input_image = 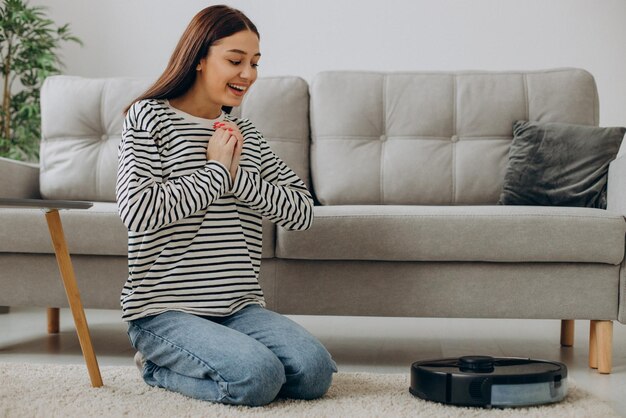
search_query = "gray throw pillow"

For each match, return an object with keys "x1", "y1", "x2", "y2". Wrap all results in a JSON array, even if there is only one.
[{"x1": 498, "y1": 120, "x2": 625, "y2": 208}]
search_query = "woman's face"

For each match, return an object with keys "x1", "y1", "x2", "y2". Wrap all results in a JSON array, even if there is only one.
[{"x1": 197, "y1": 30, "x2": 260, "y2": 112}]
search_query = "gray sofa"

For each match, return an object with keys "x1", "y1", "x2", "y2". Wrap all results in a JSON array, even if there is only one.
[{"x1": 1, "y1": 68, "x2": 624, "y2": 373}]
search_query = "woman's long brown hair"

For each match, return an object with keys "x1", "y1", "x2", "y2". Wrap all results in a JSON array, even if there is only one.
[{"x1": 123, "y1": 5, "x2": 259, "y2": 115}]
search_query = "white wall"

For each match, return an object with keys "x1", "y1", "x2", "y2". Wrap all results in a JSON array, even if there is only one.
[{"x1": 33, "y1": 0, "x2": 626, "y2": 125}]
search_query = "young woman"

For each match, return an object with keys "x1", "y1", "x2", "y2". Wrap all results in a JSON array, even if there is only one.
[{"x1": 116, "y1": 5, "x2": 336, "y2": 406}]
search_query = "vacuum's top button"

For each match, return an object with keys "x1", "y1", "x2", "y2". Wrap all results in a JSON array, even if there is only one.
[{"x1": 459, "y1": 355, "x2": 495, "y2": 372}]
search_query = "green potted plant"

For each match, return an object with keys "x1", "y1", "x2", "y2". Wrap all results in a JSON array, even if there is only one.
[{"x1": 0, "y1": 0, "x2": 81, "y2": 162}]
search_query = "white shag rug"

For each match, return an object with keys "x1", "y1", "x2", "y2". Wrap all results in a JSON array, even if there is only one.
[{"x1": 0, "y1": 362, "x2": 619, "y2": 418}]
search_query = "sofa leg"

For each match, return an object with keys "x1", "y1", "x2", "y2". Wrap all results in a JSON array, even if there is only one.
[
  {"x1": 596, "y1": 320, "x2": 613, "y2": 374},
  {"x1": 589, "y1": 320, "x2": 598, "y2": 369},
  {"x1": 47, "y1": 307, "x2": 60, "y2": 334},
  {"x1": 560, "y1": 319, "x2": 574, "y2": 347},
  {"x1": 589, "y1": 320, "x2": 613, "y2": 374}
]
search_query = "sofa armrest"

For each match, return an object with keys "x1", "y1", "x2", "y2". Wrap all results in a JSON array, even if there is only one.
[{"x1": 0, "y1": 157, "x2": 40, "y2": 199}]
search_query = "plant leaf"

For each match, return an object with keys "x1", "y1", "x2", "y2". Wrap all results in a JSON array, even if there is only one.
[{"x1": 0, "y1": 0, "x2": 82, "y2": 162}]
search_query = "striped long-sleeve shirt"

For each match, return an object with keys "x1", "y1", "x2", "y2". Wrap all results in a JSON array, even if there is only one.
[{"x1": 116, "y1": 99, "x2": 313, "y2": 321}]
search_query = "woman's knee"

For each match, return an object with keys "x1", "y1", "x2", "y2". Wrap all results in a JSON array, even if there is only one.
[
  {"x1": 225, "y1": 350, "x2": 286, "y2": 406},
  {"x1": 282, "y1": 344, "x2": 337, "y2": 400}
]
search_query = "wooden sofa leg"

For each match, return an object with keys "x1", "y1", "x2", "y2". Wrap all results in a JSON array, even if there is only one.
[
  {"x1": 589, "y1": 320, "x2": 598, "y2": 369},
  {"x1": 589, "y1": 320, "x2": 613, "y2": 373},
  {"x1": 596, "y1": 320, "x2": 613, "y2": 374},
  {"x1": 47, "y1": 307, "x2": 60, "y2": 334},
  {"x1": 560, "y1": 320, "x2": 574, "y2": 347}
]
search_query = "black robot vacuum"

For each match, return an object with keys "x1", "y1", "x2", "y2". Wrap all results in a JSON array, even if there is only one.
[{"x1": 410, "y1": 356, "x2": 568, "y2": 408}]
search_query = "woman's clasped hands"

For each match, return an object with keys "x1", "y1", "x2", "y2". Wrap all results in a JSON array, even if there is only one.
[{"x1": 207, "y1": 121, "x2": 244, "y2": 182}]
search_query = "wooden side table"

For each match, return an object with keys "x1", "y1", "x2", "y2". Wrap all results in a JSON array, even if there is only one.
[{"x1": 0, "y1": 197, "x2": 103, "y2": 387}]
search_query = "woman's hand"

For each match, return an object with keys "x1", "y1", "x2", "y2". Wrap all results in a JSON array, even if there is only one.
[
  {"x1": 207, "y1": 124, "x2": 237, "y2": 171},
  {"x1": 213, "y1": 121, "x2": 244, "y2": 181}
]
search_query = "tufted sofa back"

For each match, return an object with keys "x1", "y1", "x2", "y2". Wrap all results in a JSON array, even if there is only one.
[
  {"x1": 310, "y1": 69, "x2": 599, "y2": 205},
  {"x1": 40, "y1": 76, "x2": 148, "y2": 202},
  {"x1": 40, "y1": 69, "x2": 599, "y2": 205},
  {"x1": 39, "y1": 75, "x2": 310, "y2": 202}
]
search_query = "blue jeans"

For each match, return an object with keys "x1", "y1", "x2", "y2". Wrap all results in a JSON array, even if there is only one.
[{"x1": 127, "y1": 304, "x2": 337, "y2": 406}]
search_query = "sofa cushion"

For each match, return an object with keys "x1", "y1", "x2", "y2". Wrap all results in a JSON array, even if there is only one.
[
  {"x1": 276, "y1": 205, "x2": 625, "y2": 264},
  {"x1": 498, "y1": 121, "x2": 625, "y2": 208},
  {"x1": 40, "y1": 77, "x2": 150, "y2": 202},
  {"x1": 310, "y1": 69, "x2": 599, "y2": 205},
  {"x1": 39, "y1": 75, "x2": 311, "y2": 202},
  {"x1": 0, "y1": 202, "x2": 275, "y2": 258}
]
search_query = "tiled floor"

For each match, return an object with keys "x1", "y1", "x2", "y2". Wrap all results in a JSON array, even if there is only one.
[{"x1": 1, "y1": 307, "x2": 625, "y2": 415}]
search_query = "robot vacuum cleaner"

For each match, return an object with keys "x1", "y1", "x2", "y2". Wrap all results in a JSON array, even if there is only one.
[{"x1": 410, "y1": 356, "x2": 568, "y2": 408}]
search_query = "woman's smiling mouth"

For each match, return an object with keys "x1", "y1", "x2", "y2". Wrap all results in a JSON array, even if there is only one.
[{"x1": 228, "y1": 83, "x2": 248, "y2": 96}]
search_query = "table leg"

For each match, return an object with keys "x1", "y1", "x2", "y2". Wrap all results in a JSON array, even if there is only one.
[{"x1": 45, "y1": 209, "x2": 103, "y2": 387}]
